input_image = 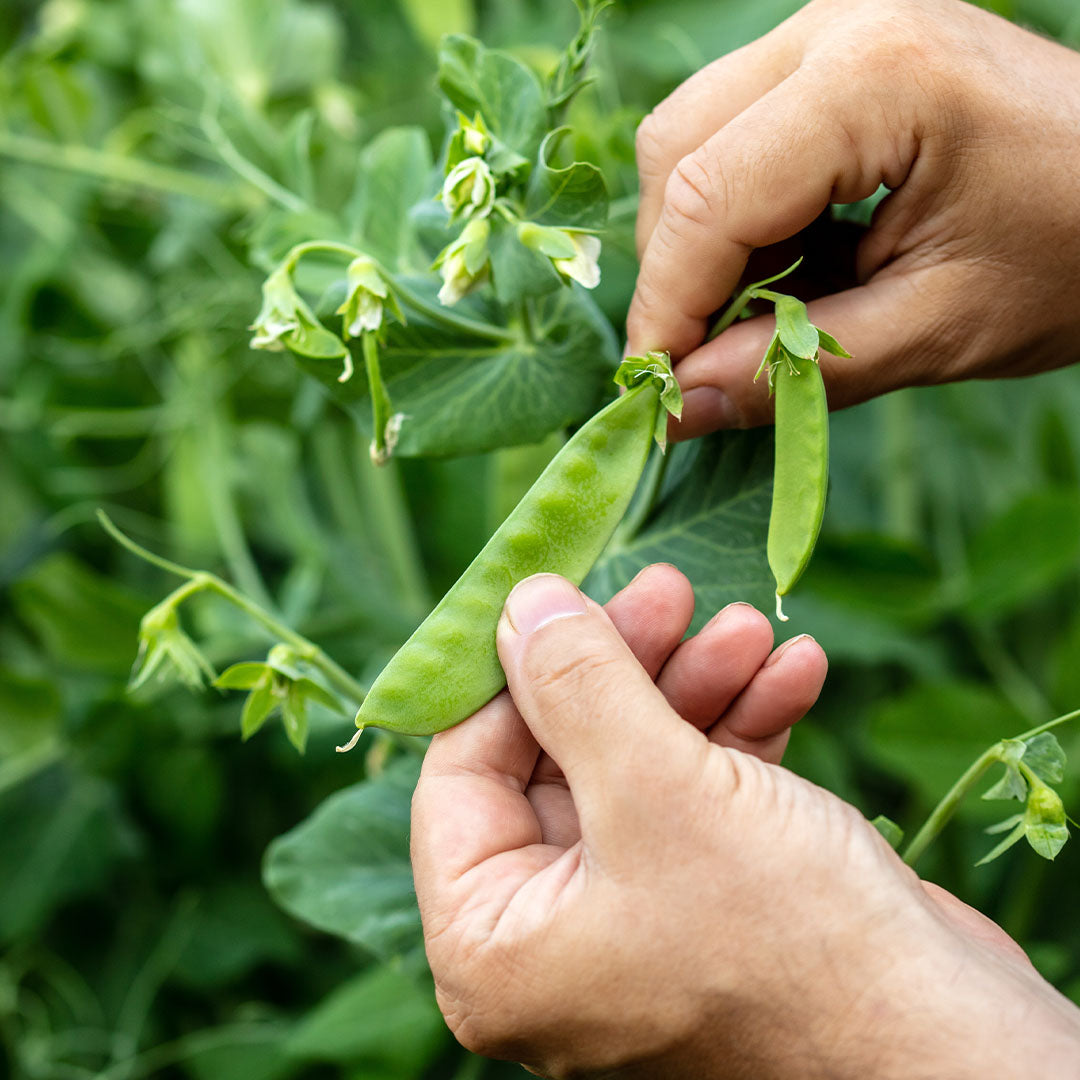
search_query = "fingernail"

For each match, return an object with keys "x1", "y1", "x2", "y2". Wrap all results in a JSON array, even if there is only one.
[
  {"x1": 702, "y1": 601, "x2": 757, "y2": 630},
  {"x1": 505, "y1": 574, "x2": 588, "y2": 635},
  {"x1": 680, "y1": 386, "x2": 741, "y2": 435},
  {"x1": 765, "y1": 633, "x2": 815, "y2": 667}
]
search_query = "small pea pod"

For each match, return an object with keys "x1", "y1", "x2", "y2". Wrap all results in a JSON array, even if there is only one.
[
  {"x1": 767, "y1": 352, "x2": 829, "y2": 622},
  {"x1": 755, "y1": 290, "x2": 850, "y2": 622},
  {"x1": 339, "y1": 353, "x2": 681, "y2": 742}
]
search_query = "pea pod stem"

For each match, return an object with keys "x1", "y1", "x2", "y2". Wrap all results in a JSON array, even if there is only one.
[
  {"x1": 900, "y1": 707, "x2": 1080, "y2": 867},
  {"x1": 707, "y1": 258, "x2": 804, "y2": 342},
  {"x1": 97, "y1": 510, "x2": 368, "y2": 708}
]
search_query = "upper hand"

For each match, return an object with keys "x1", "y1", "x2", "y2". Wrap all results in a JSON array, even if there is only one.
[{"x1": 627, "y1": 0, "x2": 1080, "y2": 438}]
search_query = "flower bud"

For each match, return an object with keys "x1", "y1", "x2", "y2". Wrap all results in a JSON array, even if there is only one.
[{"x1": 440, "y1": 156, "x2": 496, "y2": 221}]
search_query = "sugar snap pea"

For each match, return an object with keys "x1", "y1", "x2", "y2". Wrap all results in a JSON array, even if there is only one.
[
  {"x1": 767, "y1": 352, "x2": 829, "y2": 622},
  {"x1": 749, "y1": 287, "x2": 849, "y2": 622},
  {"x1": 338, "y1": 353, "x2": 681, "y2": 743}
]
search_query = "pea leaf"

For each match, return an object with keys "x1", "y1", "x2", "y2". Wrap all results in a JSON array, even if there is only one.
[
  {"x1": 215, "y1": 662, "x2": 271, "y2": 691},
  {"x1": 524, "y1": 129, "x2": 608, "y2": 230},
  {"x1": 1021, "y1": 732, "x2": 1066, "y2": 786},
  {"x1": 816, "y1": 328, "x2": 852, "y2": 358},
  {"x1": 285, "y1": 965, "x2": 446, "y2": 1069},
  {"x1": 241, "y1": 682, "x2": 277, "y2": 741},
  {"x1": 586, "y1": 429, "x2": 775, "y2": 629},
  {"x1": 981, "y1": 739, "x2": 1027, "y2": 802},
  {"x1": 304, "y1": 279, "x2": 618, "y2": 456},
  {"x1": 345, "y1": 126, "x2": 435, "y2": 272},
  {"x1": 488, "y1": 215, "x2": 564, "y2": 305},
  {"x1": 964, "y1": 489, "x2": 1080, "y2": 617},
  {"x1": 262, "y1": 756, "x2": 423, "y2": 959},
  {"x1": 437, "y1": 35, "x2": 546, "y2": 162}
]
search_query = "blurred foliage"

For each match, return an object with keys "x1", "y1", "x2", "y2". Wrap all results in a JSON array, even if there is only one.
[{"x1": 3, "y1": 0, "x2": 1080, "y2": 1077}]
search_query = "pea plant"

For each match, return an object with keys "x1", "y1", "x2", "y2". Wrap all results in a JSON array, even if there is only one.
[{"x1": 93, "y1": 0, "x2": 1076, "y2": 966}]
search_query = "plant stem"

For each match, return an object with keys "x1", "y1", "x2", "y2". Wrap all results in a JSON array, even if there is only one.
[
  {"x1": 706, "y1": 259, "x2": 804, "y2": 341},
  {"x1": 0, "y1": 131, "x2": 248, "y2": 208},
  {"x1": 98, "y1": 510, "x2": 368, "y2": 706},
  {"x1": 901, "y1": 706, "x2": 1080, "y2": 867},
  {"x1": 362, "y1": 332, "x2": 394, "y2": 465},
  {"x1": 284, "y1": 241, "x2": 518, "y2": 344},
  {"x1": 901, "y1": 746, "x2": 1002, "y2": 868},
  {"x1": 199, "y1": 109, "x2": 308, "y2": 213}
]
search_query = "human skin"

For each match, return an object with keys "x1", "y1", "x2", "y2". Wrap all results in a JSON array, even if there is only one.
[
  {"x1": 626, "y1": 0, "x2": 1080, "y2": 439},
  {"x1": 411, "y1": 567, "x2": 1080, "y2": 1077}
]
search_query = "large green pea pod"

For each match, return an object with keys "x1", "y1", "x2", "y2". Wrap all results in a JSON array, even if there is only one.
[{"x1": 340, "y1": 353, "x2": 681, "y2": 741}]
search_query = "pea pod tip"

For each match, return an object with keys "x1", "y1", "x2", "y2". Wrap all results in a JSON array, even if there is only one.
[
  {"x1": 775, "y1": 592, "x2": 790, "y2": 623},
  {"x1": 336, "y1": 726, "x2": 365, "y2": 753}
]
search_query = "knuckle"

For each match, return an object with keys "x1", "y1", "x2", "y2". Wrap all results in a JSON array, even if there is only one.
[
  {"x1": 526, "y1": 644, "x2": 623, "y2": 713},
  {"x1": 634, "y1": 110, "x2": 667, "y2": 176},
  {"x1": 665, "y1": 151, "x2": 723, "y2": 231}
]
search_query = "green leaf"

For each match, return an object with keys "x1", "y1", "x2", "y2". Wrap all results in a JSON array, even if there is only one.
[
  {"x1": 488, "y1": 216, "x2": 564, "y2": 305},
  {"x1": 985, "y1": 813, "x2": 1024, "y2": 835},
  {"x1": 215, "y1": 662, "x2": 272, "y2": 691},
  {"x1": 975, "y1": 820, "x2": 1026, "y2": 866},
  {"x1": 437, "y1": 35, "x2": 546, "y2": 161},
  {"x1": 586, "y1": 430, "x2": 775, "y2": 629},
  {"x1": 0, "y1": 765, "x2": 138, "y2": 944},
  {"x1": 524, "y1": 129, "x2": 608, "y2": 230},
  {"x1": 345, "y1": 126, "x2": 435, "y2": 272},
  {"x1": 11, "y1": 553, "x2": 146, "y2": 676},
  {"x1": 241, "y1": 683, "x2": 277, "y2": 740},
  {"x1": 291, "y1": 676, "x2": 344, "y2": 714},
  {"x1": 771, "y1": 295, "x2": 819, "y2": 360},
  {"x1": 871, "y1": 815, "x2": 904, "y2": 849},
  {"x1": 175, "y1": 881, "x2": 302, "y2": 988},
  {"x1": 868, "y1": 681, "x2": 1024, "y2": 804},
  {"x1": 1022, "y1": 732, "x2": 1067, "y2": 785},
  {"x1": 285, "y1": 966, "x2": 446, "y2": 1069},
  {"x1": 1027, "y1": 820, "x2": 1069, "y2": 860},
  {"x1": 302, "y1": 279, "x2": 618, "y2": 456},
  {"x1": 816, "y1": 327, "x2": 852, "y2": 358},
  {"x1": 964, "y1": 489, "x2": 1080, "y2": 617},
  {"x1": 281, "y1": 684, "x2": 309, "y2": 753},
  {"x1": 263, "y1": 756, "x2": 423, "y2": 958},
  {"x1": 284, "y1": 316, "x2": 347, "y2": 360},
  {"x1": 398, "y1": 0, "x2": 473, "y2": 52}
]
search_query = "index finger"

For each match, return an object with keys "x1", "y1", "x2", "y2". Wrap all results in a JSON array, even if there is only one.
[{"x1": 627, "y1": 65, "x2": 914, "y2": 361}]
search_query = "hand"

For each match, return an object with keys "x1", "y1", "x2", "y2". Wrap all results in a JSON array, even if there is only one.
[
  {"x1": 627, "y1": 0, "x2": 1080, "y2": 439},
  {"x1": 411, "y1": 566, "x2": 1080, "y2": 1078}
]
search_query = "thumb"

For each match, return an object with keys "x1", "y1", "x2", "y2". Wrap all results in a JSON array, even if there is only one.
[
  {"x1": 669, "y1": 266, "x2": 967, "y2": 437},
  {"x1": 496, "y1": 574, "x2": 703, "y2": 816}
]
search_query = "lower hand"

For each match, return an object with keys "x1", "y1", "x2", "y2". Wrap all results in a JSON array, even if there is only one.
[{"x1": 411, "y1": 565, "x2": 1080, "y2": 1078}]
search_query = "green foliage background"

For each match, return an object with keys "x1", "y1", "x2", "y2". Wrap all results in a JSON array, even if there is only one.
[{"x1": 3, "y1": 0, "x2": 1080, "y2": 1076}]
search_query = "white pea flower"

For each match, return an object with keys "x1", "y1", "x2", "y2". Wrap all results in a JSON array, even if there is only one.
[
  {"x1": 336, "y1": 256, "x2": 392, "y2": 338},
  {"x1": 517, "y1": 222, "x2": 602, "y2": 289},
  {"x1": 434, "y1": 218, "x2": 491, "y2": 306},
  {"x1": 440, "y1": 156, "x2": 496, "y2": 221},
  {"x1": 552, "y1": 231, "x2": 601, "y2": 289},
  {"x1": 249, "y1": 265, "x2": 302, "y2": 351}
]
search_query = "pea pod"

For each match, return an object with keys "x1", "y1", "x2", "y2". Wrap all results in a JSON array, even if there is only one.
[
  {"x1": 767, "y1": 352, "x2": 829, "y2": 622},
  {"x1": 754, "y1": 291, "x2": 849, "y2": 622},
  {"x1": 339, "y1": 353, "x2": 681, "y2": 742}
]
